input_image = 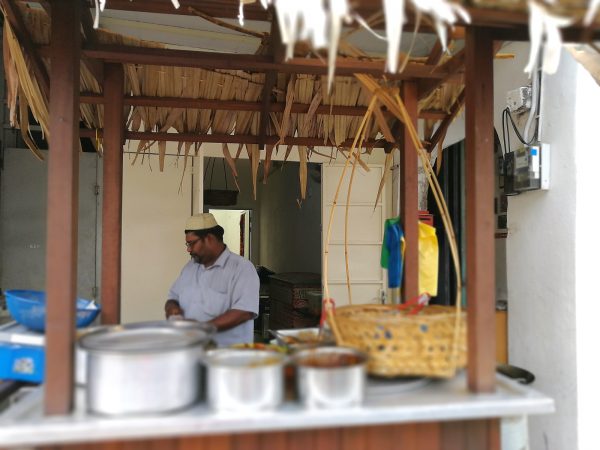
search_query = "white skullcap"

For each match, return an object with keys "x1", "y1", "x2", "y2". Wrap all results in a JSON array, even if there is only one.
[{"x1": 185, "y1": 213, "x2": 219, "y2": 231}]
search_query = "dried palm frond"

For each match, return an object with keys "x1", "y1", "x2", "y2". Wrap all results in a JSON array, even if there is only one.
[
  {"x1": 222, "y1": 143, "x2": 240, "y2": 191},
  {"x1": 3, "y1": 27, "x2": 19, "y2": 127},
  {"x1": 4, "y1": 21, "x2": 49, "y2": 141},
  {"x1": 18, "y1": 88, "x2": 44, "y2": 161},
  {"x1": 279, "y1": 74, "x2": 296, "y2": 144},
  {"x1": 375, "y1": 152, "x2": 394, "y2": 210},
  {"x1": 263, "y1": 144, "x2": 274, "y2": 184}
]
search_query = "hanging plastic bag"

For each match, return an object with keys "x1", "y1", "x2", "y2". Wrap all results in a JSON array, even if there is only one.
[{"x1": 381, "y1": 218, "x2": 439, "y2": 297}]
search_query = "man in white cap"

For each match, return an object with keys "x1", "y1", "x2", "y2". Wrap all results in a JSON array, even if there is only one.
[{"x1": 164, "y1": 213, "x2": 259, "y2": 346}]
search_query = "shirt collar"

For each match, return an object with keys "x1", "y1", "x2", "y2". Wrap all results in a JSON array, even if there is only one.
[{"x1": 209, "y1": 246, "x2": 230, "y2": 269}]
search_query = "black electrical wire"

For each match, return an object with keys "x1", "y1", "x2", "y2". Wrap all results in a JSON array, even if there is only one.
[{"x1": 502, "y1": 107, "x2": 538, "y2": 147}]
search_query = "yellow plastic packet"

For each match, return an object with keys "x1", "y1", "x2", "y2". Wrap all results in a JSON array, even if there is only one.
[{"x1": 419, "y1": 222, "x2": 439, "y2": 296}]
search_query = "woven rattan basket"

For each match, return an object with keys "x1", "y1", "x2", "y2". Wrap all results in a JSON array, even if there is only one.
[{"x1": 328, "y1": 304, "x2": 467, "y2": 378}]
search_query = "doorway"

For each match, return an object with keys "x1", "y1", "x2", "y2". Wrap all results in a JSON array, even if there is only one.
[{"x1": 209, "y1": 209, "x2": 251, "y2": 259}]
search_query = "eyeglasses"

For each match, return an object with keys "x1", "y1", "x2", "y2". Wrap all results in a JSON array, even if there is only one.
[{"x1": 185, "y1": 238, "x2": 202, "y2": 249}]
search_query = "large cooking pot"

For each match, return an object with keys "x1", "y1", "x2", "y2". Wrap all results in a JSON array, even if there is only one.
[{"x1": 79, "y1": 320, "x2": 215, "y2": 415}]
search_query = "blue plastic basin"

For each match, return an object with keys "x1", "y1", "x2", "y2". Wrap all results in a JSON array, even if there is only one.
[{"x1": 5, "y1": 290, "x2": 101, "y2": 332}]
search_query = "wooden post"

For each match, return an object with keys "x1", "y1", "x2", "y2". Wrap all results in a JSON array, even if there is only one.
[
  {"x1": 465, "y1": 27, "x2": 496, "y2": 392},
  {"x1": 101, "y1": 63, "x2": 125, "y2": 325},
  {"x1": 400, "y1": 81, "x2": 419, "y2": 302},
  {"x1": 44, "y1": 0, "x2": 81, "y2": 415}
]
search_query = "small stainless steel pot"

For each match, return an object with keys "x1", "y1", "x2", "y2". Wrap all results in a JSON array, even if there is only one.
[
  {"x1": 80, "y1": 320, "x2": 215, "y2": 415},
  {"x1": 292, "y1": 346, "x2": 367, "y2": 409},
  {"x1": 205, "y1": 348, "x2": 285, "y2": 412}
]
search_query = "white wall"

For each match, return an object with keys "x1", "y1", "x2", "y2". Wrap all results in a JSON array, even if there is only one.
[
  {"x1": 121, "y1": 148, "x2": 199, "y2": 323},
  {"x1": 573, "y1": 51, "x2": 600, "y2": 450},
  {"x1": 505, "y1": 45, "x2": 578, "y2": 450}
]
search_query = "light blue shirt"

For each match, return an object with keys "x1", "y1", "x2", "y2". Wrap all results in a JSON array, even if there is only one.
[{"x1": 168, "y1": 248, "x2": 259, "y2": 346}]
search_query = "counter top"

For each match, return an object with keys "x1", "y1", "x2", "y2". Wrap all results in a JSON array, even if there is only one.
[{"x1": 0, "y1": 372, "x2": 554, "y2": 448}]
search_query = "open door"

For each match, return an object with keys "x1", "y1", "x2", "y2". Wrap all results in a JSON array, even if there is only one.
[{"x1": 209, "y1": 209, "x2": 251, "y2": 259}]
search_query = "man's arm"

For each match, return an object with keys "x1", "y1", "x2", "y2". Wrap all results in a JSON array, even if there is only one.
[
  {"x1": 164, "y1": 299, "x2": 184, "y2": 319},
  {"x1": 209, "y1": 309, "x2": 254, "y2": 332}
]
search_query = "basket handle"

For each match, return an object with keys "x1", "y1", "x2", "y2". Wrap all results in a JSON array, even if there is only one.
[
  {"x1": 397, "y1": 293, "x2": 430, "y2": 315},
  {"x1": 323, "y1": 298, "x2": 345, "y2": 345}
]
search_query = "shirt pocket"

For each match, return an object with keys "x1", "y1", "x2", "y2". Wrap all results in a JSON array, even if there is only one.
[{"x1": 201, "y1": 287, "x2": 230, "y2": 319}]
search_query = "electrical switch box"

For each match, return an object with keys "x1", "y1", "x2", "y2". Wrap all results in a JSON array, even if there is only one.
[
  {"x1": 506, "y1": 86, "x2": 532, "y2": 112},
  {"x1": 504, "y1": 143, "x2": 549, "y2": 194}
]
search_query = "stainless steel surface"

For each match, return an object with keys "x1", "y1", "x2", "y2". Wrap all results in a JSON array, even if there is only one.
[
  {"x1": 75, "y1": 326, "x2": 108, "y2": 386},
  {"x1": 293, "y1": 346, "x2": 367, "y2": 409},
  {"x1": 205, "y1": 348, "x2": 285, "y2": 412},
  {"x1": 81, "y1": 321, "x2": 215, "y2": 415}
]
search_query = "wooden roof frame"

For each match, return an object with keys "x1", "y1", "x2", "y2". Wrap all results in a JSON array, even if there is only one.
[{"x1": 3, "y1": 0, "x2": 599, "y2": 431}]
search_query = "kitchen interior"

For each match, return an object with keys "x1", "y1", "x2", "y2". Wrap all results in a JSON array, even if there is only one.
[{"x1": 5, "y1": 0, "x2": 593, "y2": 448}]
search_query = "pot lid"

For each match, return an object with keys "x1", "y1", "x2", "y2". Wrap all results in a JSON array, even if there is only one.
[{"x1": 80, "y1": 325, "x2": 212, "y2": 353}]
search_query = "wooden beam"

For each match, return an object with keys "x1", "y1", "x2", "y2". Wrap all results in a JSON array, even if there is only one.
[
  {"x1": 425, "y1": 89, "x2": 465, "y2": 152},
  {"x1": 80, "y1": 44, "x2": 450, "y2": 80},
  {"x1": 79, "y1": 92, "x2": 447, "y2": 119},
  {"x1": 44, "y1": 0, "x2": 81, "y2": 415},
  {"x1": 1, "y1": 0, "x2": 50, "y2": 98},
  {"x1": 100, "y1": 0, "x2": 271, "y2": 21},
  {"x1": 101, "y1": 63, "x2": 125, "y2": 326},
  {"x1": 259, "y1": 15, "x2": 283, "y2": 150},
  {"x1": 259, "y1": 72, "x2": 276, "y2": 150},
  {"x1": 417, "y1": 49, "x2": 465, "y2": 100},
  {"x1": 80, "y1": 2, "x2": 104, "y2": 84},
  {"x1": 400, "y1": 82, "x2": 419, "y2": 303},
  {"x1": 425, "y1": 39, "x2": 445, "y2": 66},
  {"x1": 79, "y1": 128, "x2": 385, "y2": 148},
  {"x1": 465, "y1": 27, "x2": 496, "y2": 393}
]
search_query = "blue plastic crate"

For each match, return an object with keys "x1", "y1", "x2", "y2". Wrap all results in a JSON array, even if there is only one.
[
  {"x1": 5, "y1": 290, "x2": 100, "y2": 332},
  {"x1": 0, "y1": 343, "x2": 45, "y2": 383}
]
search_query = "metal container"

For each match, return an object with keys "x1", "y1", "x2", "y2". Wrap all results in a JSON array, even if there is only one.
[
  {"x1": 293, "y1": 346, "x2": 367, "y2": 409},
  {"x1": 75, "y1": 325, "x2": 107, "y2": 386},
  {"x1": 205, "y1": 348, "x2": 285, "y2": 412},
  {"x1": 80, "y1": 321, "x2": 215, "y2": 415}
]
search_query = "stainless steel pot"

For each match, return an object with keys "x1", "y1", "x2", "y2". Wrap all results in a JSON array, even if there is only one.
[
  {"x1": 293, "y1": 346, "x2": 367, "y2": 409},
  {"x1": 80, "y1": 320, "x2": 215, "y2": 415},
  {"x1": 205, "y1": 348, "x2": 285, "y2": 412},
  {"x1": 75, "y1": 325, "x2": 107, "y2": 386}
]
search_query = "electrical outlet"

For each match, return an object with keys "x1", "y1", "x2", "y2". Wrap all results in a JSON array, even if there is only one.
[{"x1": 506, "y1": 86, "x2": 532, "y2": 112}]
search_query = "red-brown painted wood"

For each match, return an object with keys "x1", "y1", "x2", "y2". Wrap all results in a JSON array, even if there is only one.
[
  {"x1": 79, "y1": 128, "x2": 385, "y2": 148},
  {"x1": 40, "y1": 420, "x2": 500, "y2": 450},
  {"x1": 100, "y1": 63, "x2": 125, "y2": 325},
  {"x1": 43, "y1": 0, "x2": 81, "y2": 415},
  {"x1": 400, "y1": 81, "x2": 419, "y2": 302},
  {"x1": 465, "y1": 27, "x2": 497, "y2": 393},
  {"x1": 78, "y1": 93, "x2": 448, "y2": 120},
  {"x1": 81, "y1": 45, "x2": 449, "y2": 80}
]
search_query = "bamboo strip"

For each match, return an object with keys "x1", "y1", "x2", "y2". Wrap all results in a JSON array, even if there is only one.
[
  {"x1": 356, "y1": 73, "x2": 463, "y2": 365},
  {"x1": 323, "y1": 96, "x2": 377, "y2": 329}
]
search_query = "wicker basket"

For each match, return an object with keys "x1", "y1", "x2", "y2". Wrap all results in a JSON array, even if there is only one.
[{"x1": 328, "y1": 304, "x2": 467, "y2": 378}]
